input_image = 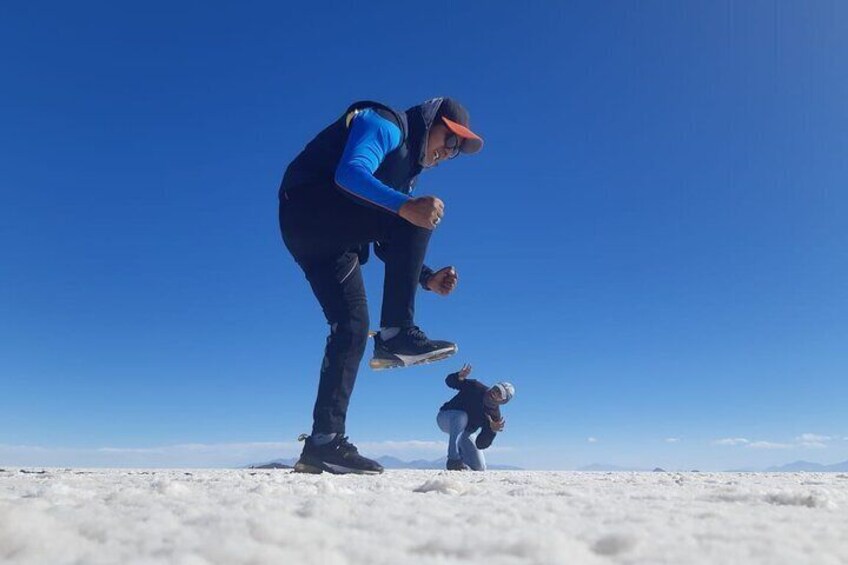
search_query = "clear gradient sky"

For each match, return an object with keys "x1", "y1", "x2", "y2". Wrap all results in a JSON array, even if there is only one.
[{"x1": 2, "y1": 1, "x2": 847, "y2": 470}]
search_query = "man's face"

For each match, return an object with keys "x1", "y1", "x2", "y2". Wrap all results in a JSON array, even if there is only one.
[
  {"x1": 487, "y1": 386, "x2": 505, "y2": 405},
  {"x1": 422, "y1": 122, "x2": 461, "y2": 168}
]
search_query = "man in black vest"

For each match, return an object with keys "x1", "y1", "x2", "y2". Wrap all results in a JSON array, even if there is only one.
[{"x1": 278, "y1": 97, "x2": 483, "y2": 474}]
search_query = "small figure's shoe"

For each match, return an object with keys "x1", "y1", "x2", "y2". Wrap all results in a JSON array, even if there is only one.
[{"x1": 446, "y1": 458, "x2": 469, "y2": 471}]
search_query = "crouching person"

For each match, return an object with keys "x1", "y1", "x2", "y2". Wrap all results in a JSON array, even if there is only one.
[{"x1": 437, "y1": 363, "x2": 514, "y2": 471}]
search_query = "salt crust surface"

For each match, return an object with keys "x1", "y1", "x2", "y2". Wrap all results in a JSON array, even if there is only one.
[{"x1": 2, "y1": 469, "x2": 847, "y2": 564}]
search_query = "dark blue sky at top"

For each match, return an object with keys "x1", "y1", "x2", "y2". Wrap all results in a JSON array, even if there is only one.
[{"x1": 1, "y1": 1, "x2": 846, "y2": 469}]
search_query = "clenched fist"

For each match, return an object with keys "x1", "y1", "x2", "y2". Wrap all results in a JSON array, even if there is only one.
[
  {"x1": 426, "y1": 266, "x2": 458, "y2": 295},
  {"x1": 399, "y1": 196, "x2": 444, "y2": 230}
]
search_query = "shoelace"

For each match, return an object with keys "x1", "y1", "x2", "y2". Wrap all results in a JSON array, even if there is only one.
[
  {"x1": 337, "y1": 436, "x2": 360, "y2": 455},
  {"x1": 405, "y1": 326, "x2": 429, "y2": 343}
]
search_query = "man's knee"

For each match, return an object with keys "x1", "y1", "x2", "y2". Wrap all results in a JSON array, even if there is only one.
[{"x1": 330, "y1": 308, "x2": 369, "y2": 354}]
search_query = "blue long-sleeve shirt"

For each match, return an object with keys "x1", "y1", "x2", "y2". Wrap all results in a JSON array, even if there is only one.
[{"x1": 334, "y1": 109, "x2": 410, "y2": 214}]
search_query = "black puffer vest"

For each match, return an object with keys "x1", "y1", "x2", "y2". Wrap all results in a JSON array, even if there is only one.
[{"x1": 279, "y1": 100, "x2": 436, "y2": 202}]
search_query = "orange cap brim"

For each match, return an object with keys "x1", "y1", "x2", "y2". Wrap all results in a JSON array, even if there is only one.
[{"x1": 441, "y1": 116, "x2": 484, "y2": 154}]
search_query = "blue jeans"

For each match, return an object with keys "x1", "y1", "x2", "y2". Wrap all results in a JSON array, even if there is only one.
[{"x1": 437, "y1": 410, "x2": 486, "y2": 471}]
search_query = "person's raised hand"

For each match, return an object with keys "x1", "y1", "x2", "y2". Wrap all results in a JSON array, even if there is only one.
[
  {"x1": 486, "y1": 414, "x2": 505, "y2": 432},
  {"x1": 457, "y1": 363, "x2": 472, "y2": 380}
]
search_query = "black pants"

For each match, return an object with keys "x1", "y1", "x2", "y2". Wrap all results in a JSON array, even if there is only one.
[{"x1": 279, "y1": 188, "x2": 432, "y2": 434}]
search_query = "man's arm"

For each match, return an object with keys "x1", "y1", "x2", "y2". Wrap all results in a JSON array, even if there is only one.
[
  {"x1": 445, "y1": 363, "x2": 473, "y2": 389},
  {"x1": 445, "y1": 372, "x2": 465, "y2": 390},
  {"x1": 334, "y1": 109, "x2": 409, "y2": 214},
  {"x1": 476, "y1": 428, "x2": 496, "y2": 450},
  {"x1": 335, "y1": 109, "x2": 443, "y2": 230},
  {"x1": 476, "y1": 407, "x2": 504, "y2": 450}
]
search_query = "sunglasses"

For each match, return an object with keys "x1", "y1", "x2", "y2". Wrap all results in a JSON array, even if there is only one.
[{"x1": 444, "y1": 131, "x2": 462, "y2": 159}]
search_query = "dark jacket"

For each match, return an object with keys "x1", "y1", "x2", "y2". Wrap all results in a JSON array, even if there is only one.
[{"x1": 439, "y1": 372, "x2": 501, "y2": 449}]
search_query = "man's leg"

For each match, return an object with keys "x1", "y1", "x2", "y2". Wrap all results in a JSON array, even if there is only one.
[
  {"x1": 301, "y1": 251, "x2": 369, "y2": 436},
  {"x1": 288, "y1": 251, "x2": 383, "y2": 474},
  {"x1": 280, "y1": 195, "x2": 388, "y2": 474},
  {"x1": 375, "y1": 219, "x2": 432, "y2": 328},
  {"x1": 283, "y1": 191, "x2": 433, "y2": 336},
  {"x1": 280, "y1": 192, "x2": 385, "y2": 432},
  {"x1": 458, "y1": 432, "x2": 487, "y2": 471},
  {"x1": 436, "y1": 410, "x2": 468, "y2": 460},
  {"x1": 370, "y1": 220, "x2": 456, "y2": 369}
]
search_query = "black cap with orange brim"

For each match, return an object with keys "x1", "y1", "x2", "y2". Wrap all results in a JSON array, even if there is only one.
[{"x1": 437, "y1": 97, "x2": 484, "y2": 154}]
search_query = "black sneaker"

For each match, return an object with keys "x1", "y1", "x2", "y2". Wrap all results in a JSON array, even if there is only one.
[
  {"x1": 293, "y1": 434, "x2": 384, "y2": 475},
  {"x1": 446, "y1": 458, "x2": 468, "y2": 471},
  {"x1": 369, "y1": 326, "x2": 457, "y2": 370}
]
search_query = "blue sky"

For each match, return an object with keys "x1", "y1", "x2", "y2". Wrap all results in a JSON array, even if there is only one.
[{"x1": 2, "y1": 1, "x2": 846, "y2": 470}]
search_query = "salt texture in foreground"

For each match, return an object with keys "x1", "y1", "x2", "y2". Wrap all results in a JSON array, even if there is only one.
[{"x1": 2, "y1": 468, "x2": 847, "y2": 564}]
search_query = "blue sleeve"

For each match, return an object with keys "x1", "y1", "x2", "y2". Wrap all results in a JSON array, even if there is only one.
[{"x1": 334, "y1": 109, "x2": 409, "y2": 214}]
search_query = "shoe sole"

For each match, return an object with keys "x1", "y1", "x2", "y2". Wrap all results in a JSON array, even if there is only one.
[
  {"x1": 293, "y1": 460, "x2": 383, "y2": 475},
  {"x1": 369, "y1": 345, "x2": 458, "y2": 371}
]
